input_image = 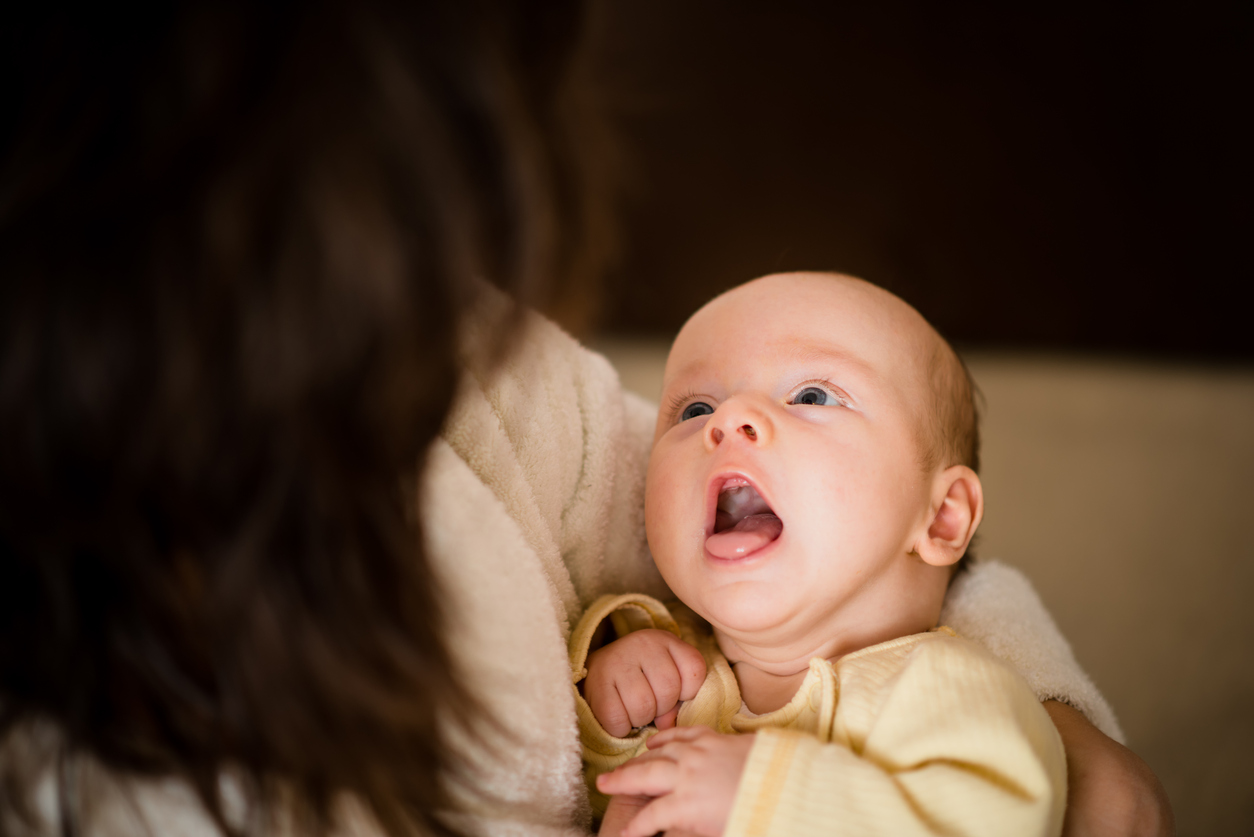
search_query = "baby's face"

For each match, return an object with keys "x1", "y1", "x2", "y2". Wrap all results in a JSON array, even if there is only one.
[{"x1": 646, "y1": 273, "x2": 942, "y2": 643}]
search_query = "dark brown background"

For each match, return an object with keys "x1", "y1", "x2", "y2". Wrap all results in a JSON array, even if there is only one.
[
  {"x1": 587, "y1": 0, "x2": 1251, "y2": 359},
  {"x1": 586, "y1": 7, "x2": 1254, "y2": 831}
]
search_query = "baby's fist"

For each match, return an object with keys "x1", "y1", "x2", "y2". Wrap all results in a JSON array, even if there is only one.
[{"x1": 584, "y1": 629, "x2": 706, "y2": 738}]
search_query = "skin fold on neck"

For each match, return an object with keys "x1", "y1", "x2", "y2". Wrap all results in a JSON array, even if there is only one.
[{"x1": 714, "y1": 560, "x2": 950, "y2": 714}]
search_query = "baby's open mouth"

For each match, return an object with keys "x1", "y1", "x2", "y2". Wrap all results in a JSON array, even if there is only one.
[{"x1": 706, "y1": 479, "x2": 783, "y2": 559}]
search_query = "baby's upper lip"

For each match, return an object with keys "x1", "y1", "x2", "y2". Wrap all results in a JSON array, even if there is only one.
[{"x1": 705, "y1": 472, "x2": 779, "y2": 535}]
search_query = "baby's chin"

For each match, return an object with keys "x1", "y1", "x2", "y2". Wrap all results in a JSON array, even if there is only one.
[{"x1": 685, "y1": 581, "x2": 801, "y2": 637}]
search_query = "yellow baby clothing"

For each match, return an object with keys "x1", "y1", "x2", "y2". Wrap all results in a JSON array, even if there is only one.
[{"x1": 570, "y1": 593, "x2": 1067, "y2": 837}]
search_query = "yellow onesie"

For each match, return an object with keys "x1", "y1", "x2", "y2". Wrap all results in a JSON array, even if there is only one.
[{"x1": 569, "y1": 593, "x2": 1067, "y2": 837}]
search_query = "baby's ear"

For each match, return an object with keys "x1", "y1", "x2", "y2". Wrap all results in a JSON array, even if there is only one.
[{"x1": 913, "y1": 466, "x2": 984, "y2": 568}]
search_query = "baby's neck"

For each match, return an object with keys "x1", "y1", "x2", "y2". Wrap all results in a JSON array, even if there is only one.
[
  {"x1": 716, "y1": 608, "x2": 938, "y2": 715},
  {"x1": 732, "y1": 662, "x2": 811, "y2": 715}
]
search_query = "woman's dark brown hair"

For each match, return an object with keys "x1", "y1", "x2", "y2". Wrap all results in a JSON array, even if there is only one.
[{"x1": 0, "y1": 1, "x2": 606, "y2": 834}]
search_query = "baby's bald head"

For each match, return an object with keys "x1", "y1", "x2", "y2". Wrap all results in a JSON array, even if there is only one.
[{"x1": 828, "y1": 273, "x2": 977, "y2": 477}]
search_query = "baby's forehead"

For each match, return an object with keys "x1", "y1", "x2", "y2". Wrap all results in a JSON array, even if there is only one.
[
  {"x1": 671, "y1": 275, "x2": 937, "y2": 379},
  {"x1": 697, "y1": 273, "x2": 921, "y2": 335}
]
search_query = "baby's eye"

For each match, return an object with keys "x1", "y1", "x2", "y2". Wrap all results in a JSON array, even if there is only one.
[
  {"x1": 680, "y1": 401, "x2": 715, "y2": 421},
  {"x1": 790, "y1": 386, "x2": 840, "y2": 407}
]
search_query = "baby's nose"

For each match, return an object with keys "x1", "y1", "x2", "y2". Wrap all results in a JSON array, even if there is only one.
[
  {"x1": 707, "y1": 423, "x2": 757, "y2": 444},
  {"x1": 703, "y1": 394, "x2": 773, "y2": 450}
]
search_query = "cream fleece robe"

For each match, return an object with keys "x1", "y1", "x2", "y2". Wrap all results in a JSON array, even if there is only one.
[{"x1": 0, "y1": 289, "x2": 1119, "y2": 835}]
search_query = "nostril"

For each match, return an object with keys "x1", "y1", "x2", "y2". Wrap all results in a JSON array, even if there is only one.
[
  {"x1": 742, "y1": 425, "x2": 757, "y2": 440},
  {"x1": 710, "y1": 427, "x2": 724, "y2": 444}
]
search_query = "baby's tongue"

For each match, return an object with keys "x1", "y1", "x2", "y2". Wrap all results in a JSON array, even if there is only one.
[{"x1": 705, "y1": 513, "x2": 783, "y2": 559}]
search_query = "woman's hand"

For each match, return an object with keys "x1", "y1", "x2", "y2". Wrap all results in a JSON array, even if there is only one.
[
  {"x1": 596, "y1": 726, "x2": 755, "y2": 837},
  {"x1": 1044, "y1": 701, "x2": 1174, "y2": 836}
]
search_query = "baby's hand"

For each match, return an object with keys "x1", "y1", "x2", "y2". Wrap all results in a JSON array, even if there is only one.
[
  {"x1": 596, "y1": 726, "x2": 755, "y2": 837},
  {"x1": 584, "y1": 629, "x2": 706, "y2": 738}
]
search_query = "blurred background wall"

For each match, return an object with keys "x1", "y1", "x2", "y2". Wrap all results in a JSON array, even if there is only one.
[
  {"x1": 583, "y1": 0, "x2": 1248, "y2": 359},
  {"x1": 580, "y1": 2, "x2": 1252, "y2": 834}
]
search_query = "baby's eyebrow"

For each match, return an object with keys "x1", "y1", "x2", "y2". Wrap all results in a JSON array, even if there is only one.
[
  {"x1": 783, "y1": 344, "x2": 877, "y2": 379},
  {"x1": 662, "y1": 345, "x2": 877, "y2": 395}
]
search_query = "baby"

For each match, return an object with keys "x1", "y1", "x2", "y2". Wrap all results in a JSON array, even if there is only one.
[{"x1": 569, "y1": 273, "x2": 1067, "y2": 837}]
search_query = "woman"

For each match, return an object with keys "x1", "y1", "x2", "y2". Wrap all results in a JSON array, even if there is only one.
[{"x1": 0, "y1": 2, "x2": 1169, "y2": 835}]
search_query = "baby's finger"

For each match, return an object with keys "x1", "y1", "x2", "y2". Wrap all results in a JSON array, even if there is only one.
[
  {"x1": 617, "y1": 668, "x2": 660, "y2": 729},
  {"x1": 639, "y1": 651, "x2": 685, "y2": 718},
  {"x1": 596, "y1": 755, "x2": 680, "y2": 797},
  {"x1": 655, "y1": 705, "x2": 680, "y2": 730},
  {"x1": 588, "y1": 692, "x2": 630, "y2": 739},
  {"x1": 665, "y1": 636, "x2": 707, "y2": 701},
  {"x1": 586, "y1": 678, "x2": 635, "y2": 739},
  {"x1": 598, "y1": 794, "x2": 652, "y2": 837},
  {"x1": 647, "y1": 724, "x2": 713, "y2": 748},
  {"x1": 639, "y1": 633, "x2": 702, "y2": 711},
  {"x1": 620, "y1": 793, "x2": 693, "y2": 837}
]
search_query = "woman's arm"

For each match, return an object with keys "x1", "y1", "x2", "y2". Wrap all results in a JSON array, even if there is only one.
[
  {"x1": 938, "y1": 561, "x2": 1172, "y2": 834},
  {"x1": 1044, "y1": 701, "x2": 1174, "y2": 837}
]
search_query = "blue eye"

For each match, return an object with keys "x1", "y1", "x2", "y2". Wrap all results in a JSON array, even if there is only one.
[
  {"x1": 792, "y1": 386, "x2": 836, "y2": 406},
  {"x1": 680, "y1": 402, "x2": 715, "y2": 421}
]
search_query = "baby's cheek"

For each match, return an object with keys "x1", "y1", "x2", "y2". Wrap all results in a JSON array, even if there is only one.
[
  {"x1": 644, "y1": 452, "x2": 680, "y2": 542},
  {"x1": 644, "y1": 442, "x2": 710, "y2": 589},
  {"x1": 644, "y1": 499, "x2": 686, "y2": 589}
]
